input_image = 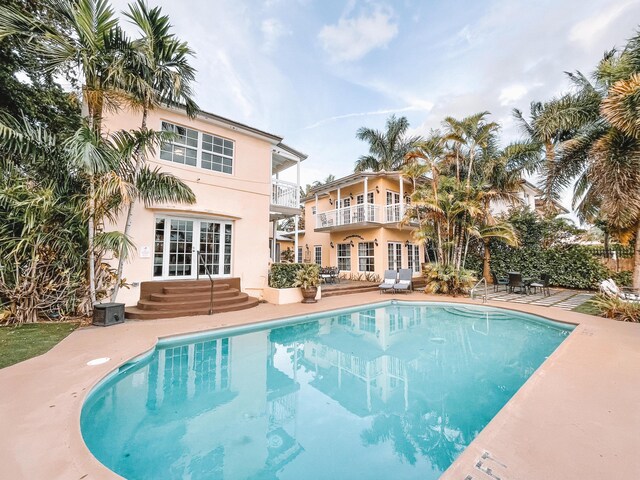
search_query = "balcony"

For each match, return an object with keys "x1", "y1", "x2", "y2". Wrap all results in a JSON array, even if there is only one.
[
  {"x1": 271, "y1": 178, "x2": 299, "y2": 216},
  {"x1": 315, "y1": 203, "x2": 409, "y2": 231}
]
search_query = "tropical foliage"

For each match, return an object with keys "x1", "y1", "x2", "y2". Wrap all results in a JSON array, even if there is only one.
[
  {"x1": 591, "y1": 294, "x2": 640, "y2": 322},
  {"x1": 0, "y1": 0, "x2": 197, "y2": 323},
  {"x1": 520, "y1": 30, "x2": 640, "y2": 288}
]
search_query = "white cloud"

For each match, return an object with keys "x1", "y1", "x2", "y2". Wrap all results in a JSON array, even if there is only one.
[
  {"x1": 498, "y1": 84, "x2": 529, "y2": 106},
  {"x1": 304, "y1": 105, "x2": 432, "y2": 130},
  {"x1": 261, "y1": 18, "x2": 290, "y2": 53},
  {"x1": 318, "y1": 7, "x2": 398, "y2": 62},
  {"x1": 569, "y1": 1, "x2": 637, "y2": 48}
]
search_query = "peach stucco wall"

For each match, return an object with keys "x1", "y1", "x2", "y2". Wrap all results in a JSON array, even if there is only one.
[
  {"x1": 299, "y1": 174, "x2": 424, "y2": 279},
  {"x1": 102, "y1": 106, "x2": 274, "y2": 305}
]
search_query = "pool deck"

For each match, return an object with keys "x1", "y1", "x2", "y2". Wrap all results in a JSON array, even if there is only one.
[{"x1": 1, "y1": 292, "x2": 639, "y2": 479}]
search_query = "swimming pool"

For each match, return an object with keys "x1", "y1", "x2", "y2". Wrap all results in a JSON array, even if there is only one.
[{"x1": 81, "y1": 301, "x2": 573, "y2": 479}]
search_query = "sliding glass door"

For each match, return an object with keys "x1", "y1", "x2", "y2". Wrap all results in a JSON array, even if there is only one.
[{"x1": 153, "y1": 216, "x2": 233, "y2": 279}]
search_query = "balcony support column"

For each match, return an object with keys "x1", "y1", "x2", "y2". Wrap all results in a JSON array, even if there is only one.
[
  {"x1": 363, "y1": 176, "x2": 368, "y2": 222},
  {"x1": 271, "y1": 220, "x2": 277, "y2": 262},
  {"x1": 294, "y1": 215, "x2": 299, "y2": 263},
  {"x1": 399, "y1": 172, "x2": 404, "y2": 220},
  {"x1": 337, "y1": 187, "x2": 341, "y2": 225}
]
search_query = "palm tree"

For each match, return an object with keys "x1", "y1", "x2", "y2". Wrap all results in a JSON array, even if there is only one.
[
  {"x1": 354, "y1": 114, "x2": 420, "y2": 172},
  {"x1": 0, "y1": 0, "x2": 134, "y2": 303},
  {"x1": 111, "y1": 0, "x2": 198, "y2": 301},
  {"x1": 539, "y1": 33, "x2": 640, "y2": 288},
  {"x1": 442, "y1": 112, "x2": 500, "y2": 191}
]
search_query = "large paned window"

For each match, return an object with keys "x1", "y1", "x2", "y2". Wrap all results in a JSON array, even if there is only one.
[
  {"x1": 407, "y1": 244, "x2": 421, "y2": 273},
  {"x1": 314, "y1": 245, "x2": 322, "y2": 265},
  {"x1": 337, "y1": 243, "x2": 351, "y2": 271},
  {"x1": 387, "y1": 242, "x2": 402, "y2": 271},
  {"x1": 160, "y1": 121, "x2": 234, "y2": 174},
  {"x1": 358, "y1": 242, "x2": 375, "y2": 272}
]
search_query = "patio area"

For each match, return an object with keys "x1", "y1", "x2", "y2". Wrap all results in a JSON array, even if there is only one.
[
  {"x1": 485, "y1": 287, "x2": 594, "y2": 310},
  {"x1": 0, "y1": 292, "x2": 639, "y2": 480}
]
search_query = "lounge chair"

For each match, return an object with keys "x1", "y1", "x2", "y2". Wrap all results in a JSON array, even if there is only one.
[
  {"x1": 393, "y1": 269, "x2": 413, "y2": 293},
  {"x1": 600, "y1": 279, "x2": 640, "y2": 302},
  {"x1": 529, "y1": 273, "x2": 551, "y2": 296},
  {"x1": 491, "y1": 271, "x2": 508, "y2": 292},
  {"x1": 508, "y1": 272, "x2": 527, "y2": 294},
  {"x1": 379, "y1": 270, "x2": 397, "y2": 293}
]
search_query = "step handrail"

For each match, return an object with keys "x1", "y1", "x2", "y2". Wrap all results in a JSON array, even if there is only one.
[
  {"x1": 196, "y1": 251, "x2": 214, "y2": 315},
  {"x1": 470, "y1": 277, "x2": 488, "y2": 303}
]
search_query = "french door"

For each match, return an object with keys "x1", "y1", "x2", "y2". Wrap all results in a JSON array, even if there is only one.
[
  {"x1": 387, "y1": 242, "x2": 402, "y2": 271},
  {"x1": 153, "y1": 216, "x2": 233, "y2": 279}
]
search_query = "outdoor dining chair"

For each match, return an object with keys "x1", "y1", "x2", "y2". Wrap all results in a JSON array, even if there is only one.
[
  {"x1": 508, "y1": 272, "x2": 527, "y2": 294},
  {"x1": 491, "y1": 271, "x2": 509, "y2": 292}
]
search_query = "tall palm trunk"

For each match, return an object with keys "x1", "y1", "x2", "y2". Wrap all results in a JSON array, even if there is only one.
[
  {"x1": 111, "y1": 106, "x2": 149, "y2": 302},
  {"x1": 482, "y1": 238, "x2": 491, "y2": 283},
  {"x1": 633, "y1": 221, "x2": 640, "y2": 289},
  {"x1": 88, "y1": 178, "x2": 97, "y2": 304}
]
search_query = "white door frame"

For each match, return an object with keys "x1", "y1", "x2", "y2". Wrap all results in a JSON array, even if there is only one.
[{"x1": 154, "y1": 215, "x2": 233, "y2": 280}]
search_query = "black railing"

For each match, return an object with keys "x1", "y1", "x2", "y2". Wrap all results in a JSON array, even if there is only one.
[
  {"x1": 196, "y1": 251, "x2": 214, "y2": 315},
  {"x1": 589, "y1": 246, "x2": 634, "y2": 258}
]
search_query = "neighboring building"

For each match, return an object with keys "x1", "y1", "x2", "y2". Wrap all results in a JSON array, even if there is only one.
[
  {"x1": 491, "y1": 180, "x2": 569, "y2": 217},
  {"x1": 103, "y1": 105, "x2": 305, "y2": 308},
  {"x1": 291, "y1": 171, "x2": 425, "y2": 280}
]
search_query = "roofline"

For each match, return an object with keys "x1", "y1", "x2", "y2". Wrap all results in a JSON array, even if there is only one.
[
  {"x1": 304, "y1": 170, "x2": 411, "y2": 200},
  {"x1": 164, "y1": 104, "x2": 284, "y2": 144},
  {"x1": 277, "y1": 142, "x2": 308, "y2": 161}
]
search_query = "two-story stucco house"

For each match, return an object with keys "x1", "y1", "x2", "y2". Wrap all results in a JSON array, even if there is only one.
[
  {"x1": 284, "y1": 171, "x2": 425, "y2": 281},
  {"x1": 103, "y1": 105, "x2": 305, "y2": 318}
]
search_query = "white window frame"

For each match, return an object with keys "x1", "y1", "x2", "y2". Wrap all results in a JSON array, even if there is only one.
[
  {"x1": 387, "y1": 242, "x2": 402, "y2": 271},
  {"x1": 407, "y1": 243, "x2": 421, "y2": 273},
  {"x1": 160, "y1": 120, "x2": 235, "y2": 175},
  {"x1": 358, "y1": 241, "x2": 375, "y2": 272},
  {"x1": 337, "y1": 243, "x2": 351, "y2": 271},
  {"x1": 314, "y1": 245, "x2": 322, "y2": 265},
  {"x1": 153, "y1": 215, "x2": 233, "y2": 280}
]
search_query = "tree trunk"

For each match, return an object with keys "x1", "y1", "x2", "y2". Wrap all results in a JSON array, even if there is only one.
[
  {"x1": 88, "y1": 178, "x2": 97, "y2": 305},
  {"x1": 111, "y1": 107, "x2": 149, "y2": 302},
  {"x1": 633, "y1": 221, "x2": 640, "y2": 289},
  {"x1": 483, "y1": 238, "x2": 491, "y2": 283}
]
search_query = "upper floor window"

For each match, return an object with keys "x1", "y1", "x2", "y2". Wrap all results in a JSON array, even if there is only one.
[{"x1": 160, "y1": 121, "x2": 234, "y2": 174}]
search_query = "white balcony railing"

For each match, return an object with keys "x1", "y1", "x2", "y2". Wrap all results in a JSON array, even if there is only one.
[
  {"x1": 315, "y1": 203, "x2": 408, "y2": 228},
  {"x1": 271, "y1": 179, "x2": 299, "y2": 209}
]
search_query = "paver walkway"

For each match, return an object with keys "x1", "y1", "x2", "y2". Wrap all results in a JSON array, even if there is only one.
[{"x1": 483, "y1": 287, "x2": 593, "y2": 310}]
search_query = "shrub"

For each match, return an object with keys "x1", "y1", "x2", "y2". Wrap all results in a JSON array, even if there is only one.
[
  {"x1": 269, "y1": 263, "x2": 305, "y2": 288},
  {"x1": 591, "y1": 294, "x2": 640, "y2": 322},
  {"x1": 483, "y1": 244, "x2": 608, "y2": 290},
  {"x1": 293, "y1": 264, "x2": 320, "y2": 289},
  {"x1": 423, "y1": 263, "x2": 477, "y2": 296},
  {"x1": 611, "y1": 270, "x2": 633, "y2": 287}
]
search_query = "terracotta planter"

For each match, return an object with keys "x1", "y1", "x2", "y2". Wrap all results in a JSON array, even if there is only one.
[{"x1": 300, "y1": 287, "x2": 318, "y2": 303}]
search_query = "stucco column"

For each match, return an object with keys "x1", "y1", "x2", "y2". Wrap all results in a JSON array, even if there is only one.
[
  {"x1": 315, "y1": 193, "x2": 318, "y2": 230},
  {"x1": 271, "y1": 221, "x2": 277, "y2": 262},
  {"x1": 337, "y1": 187, "x2": 341, "y2": 225}
]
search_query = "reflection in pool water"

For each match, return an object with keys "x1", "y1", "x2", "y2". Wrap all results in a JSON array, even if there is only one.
[{"x1": 81, "y1": 303, "x2": 572, "y2": 479}]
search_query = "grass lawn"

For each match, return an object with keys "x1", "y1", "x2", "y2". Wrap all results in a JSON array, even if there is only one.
[
  {"x1": 0, "y1": 322, "x2": 80, "y2": 369},
  {"x1": 572, "y1": 299, "x2": 601, "y2": 316}
]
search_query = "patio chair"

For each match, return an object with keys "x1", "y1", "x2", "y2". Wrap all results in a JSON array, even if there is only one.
[
  {"x1": 529, "y1": 273, "x2": 551, "y2": 296},
  {"x1": 393, "y1": 269, "x2": 413, "y2": 294},
  {"x1": 508, "y1": 272, "x2": 527, "y2": 294},
  {"x1": 319, "y1": 267, "x2": 333, "y2": 284},
  {"x1": 379, "y1": 270, "x2": 397, "y2": 294},
  {"x1": 491, "y1": 271, "x2": 508, "y2": 292},
  {"x1": 600, "y1": 279, "x2": 640, "y2": 302}
]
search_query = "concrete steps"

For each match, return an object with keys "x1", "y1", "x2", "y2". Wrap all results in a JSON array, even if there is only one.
[{"x1": 125, "y1": 278, "x2": 258, "y2": 320}]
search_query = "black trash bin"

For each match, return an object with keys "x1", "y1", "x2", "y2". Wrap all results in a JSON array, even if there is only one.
[{"x1": 93, "y1": 303, "x2": 125, "y2": 326}]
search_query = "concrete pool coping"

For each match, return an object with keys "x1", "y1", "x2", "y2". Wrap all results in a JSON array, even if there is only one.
[{"x1": 0, "y1": 292, "x2": 639, "y2": 479}]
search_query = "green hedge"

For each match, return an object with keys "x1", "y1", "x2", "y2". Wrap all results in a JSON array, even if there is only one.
[
  {"x1": 483, "y1": 244, "x2": 608, "y2": 290},
  {"x1": 268, "y1": 263, "x2": 306, "y2": 288}
]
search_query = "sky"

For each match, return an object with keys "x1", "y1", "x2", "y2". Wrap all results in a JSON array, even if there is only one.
[{"x1": 111, "y1": 0, "x2": 640, "y2": 204}]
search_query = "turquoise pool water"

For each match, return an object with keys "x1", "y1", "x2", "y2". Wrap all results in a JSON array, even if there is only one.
[{"x1": 81, "y1": 302, "x2": 573, "y2": 479}]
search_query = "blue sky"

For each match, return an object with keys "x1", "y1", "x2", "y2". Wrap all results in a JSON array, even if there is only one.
[{"x1": 112, "y1": 0, "x2": 640, "y2": 197}]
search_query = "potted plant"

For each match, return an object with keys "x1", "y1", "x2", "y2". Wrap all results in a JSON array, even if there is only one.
[{"x1": 293, "y1": 264, "x2": 320, "y2": 303}]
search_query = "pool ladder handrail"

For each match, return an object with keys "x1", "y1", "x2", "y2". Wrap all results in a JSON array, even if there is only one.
[{"x1": 470, "y1": 277, "x2": 488, "y2": 303}]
